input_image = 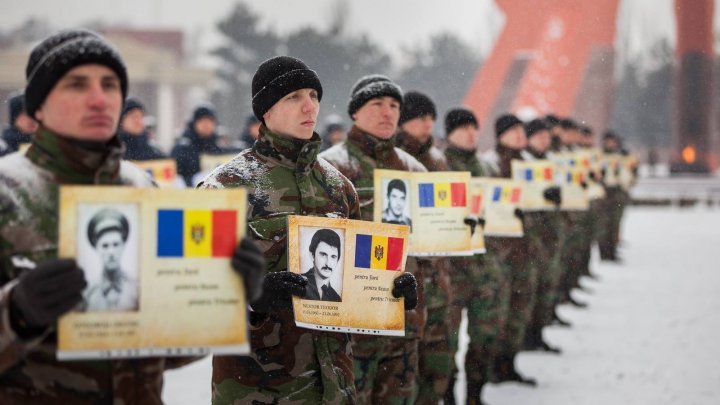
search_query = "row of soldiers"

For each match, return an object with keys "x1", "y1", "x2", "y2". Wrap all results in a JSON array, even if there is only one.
[{"x1": 0, "y1": 29, "x2": 632, "y2": 404}]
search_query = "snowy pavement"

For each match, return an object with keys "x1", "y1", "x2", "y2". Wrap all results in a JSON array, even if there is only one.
[{"x1": 163, "y1": 206, "x2": 720, "y2": 405}]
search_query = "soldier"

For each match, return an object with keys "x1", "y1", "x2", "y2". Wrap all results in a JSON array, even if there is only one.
[
  {"x1": 200, "y1": 57, "x2": 417, "y2": 404},
  {"x1": 577, "y1": 125, "x2": 601, "y2": 280},
  {"x1": 395, "y1": 91, "x2": 454, "y2": 403},
  {"x1": 320, "y1": 74, "x2": 426, "y2": 404},
  {"x1": 117, "y1": 97, "x2": 166, "y2": 160},
  {"x1": 1, "y1": 90, "x2": 38, "y2": 155},
  {"x1": 598, "y1": 130, "x2": 625, "y2": 262},
  {"x1": 441, "y1": 107, "x2": 498, "y2": 404},
  {"x1": 171, "y1": 103, "x2": 226, "y2": 186},
  {"x1": 0, "y1": 29, "x2": 263, "y2": 404},
  {"x1": 480, "y1": 113, "x2": 537, "y2": 386},
  {"x1": 520, "y1": 119, "x2": 563, "y2": 353}
]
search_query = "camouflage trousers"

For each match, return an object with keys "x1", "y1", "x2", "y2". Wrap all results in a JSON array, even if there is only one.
[
  {"x1": 352, "y1": 336, "x2": 419, "y2": 405},
  {"x1": 598, "y1": 187, "x2": 626, "y2": 260},
  {"x1": 416, "y1": 258, "x2": 453, "y2": 404},
  {"x1": 524, "y1": 211, "x2": 563, "y2": 334},
  {"x1": 578, "y1": 200, "x2": 601, "y2": 277},
  {"x1": 446, "y1": 254, "x2": 505, "y2": 389},
  {"x1": 495, "y1": 237, "x2": 537, "y2": 357},
  {"x1": 558, "y1": 211, "x2": 586, "y2": 301},
  {"x1": 478, "y1": 238, "x2": 513, "y2": 376}
]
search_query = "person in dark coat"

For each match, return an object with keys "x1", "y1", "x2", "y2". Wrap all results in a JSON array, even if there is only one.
[
  {"x1": 1, "y1": 91, "x2": 38, "y2": 156},
  {"x1": 117, "y1": 97, "x2": 166, "y2": 161},
  {"x1": 170, "y1": 103, "x2": 225, "y2": 186}
]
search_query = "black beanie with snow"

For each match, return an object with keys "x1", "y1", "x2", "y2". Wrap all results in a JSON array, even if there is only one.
[
  {"x1": 251, "y1": 56, "x2": 323, "y2": 122},
  {"x1": 347, "y1": 74, "x2": 403, "y2": 117},
  {"x1": 399, "y1": 91, "x2": 436, "y2": 125},
  {"x1": 525, "y1": 118, "x2": 549, "y2": 138},
  {"x1": 495, "y1": 114, "x2": 523, "y2": 138},
  {"x1": 25, "y1": 29, "x2": 128, "y2": 120},
  {"x1": 445, "y1": 107, "x2": 479, "y2": 137}
]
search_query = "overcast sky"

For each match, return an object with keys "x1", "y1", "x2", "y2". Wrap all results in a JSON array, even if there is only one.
[{"x1": 1, "y1": 0, "x2": 706, "y2": 66}]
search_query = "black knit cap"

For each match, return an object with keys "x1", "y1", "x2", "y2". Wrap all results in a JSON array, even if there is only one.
[
  {"x1": 25, "y1": 29, "x2": 128, "y2": 120},
  {"x1": 399, "y1": 91, "x2": 436, "y2": 125},
  {"x1": 544, "y1": 114, "x2": 560, "y2": 127},
  {"x1": 7, "y1": 90, "x2": 25, "y2": 125},
  {"x1": 122, "y1": 97, "x2": 144, "y2": 117},
  {"x1": 348, "y1": 74, "x2": 403, "y2": 117},
  {"x1": 560, "y1": 118, "x2": 579, "y2": 130},
  {"x1": 251, "y1": 56, "x2": 323, "y2": 122},
  {"x1": 495, "y1": 113, "x2": 523, "y2": 138},
  {"x1": 525, "y1": 118, "x2": 549, "y2": 138},
  {"x1": 444, "y1": 107, "x2": 478, "y2": 137},
  {"x1": 192, "y1": 103, "x2": 217, "y2": 122}
]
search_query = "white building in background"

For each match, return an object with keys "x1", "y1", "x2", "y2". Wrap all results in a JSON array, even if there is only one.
[{"x1": 0, "y1": 28, "x2": 215, "y2": 152}]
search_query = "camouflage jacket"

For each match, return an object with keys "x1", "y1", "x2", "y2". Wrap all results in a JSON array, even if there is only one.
[
  {"x1": 198, "y1": 126, "x2": 360, "y2": 404},
  {"x1": 320, "y1": 125, "x2": 428, "y2": 339},
  {"x1": 0, "y1": 127, "x2": 178, "y2": 405},
  {"x1": 445, "y1": 145, "x2": 485, "y2": 177},
  {"x1": 395, "y1": 131, "x2": 448, "y2": 172}
]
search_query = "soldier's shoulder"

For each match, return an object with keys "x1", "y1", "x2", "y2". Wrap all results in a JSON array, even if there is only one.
[
  {"x1": 394, "y1": 147, "x2": 428, "y2": 172},
  {"x1": 428, "y1": 146, "x2": 448, "y2": 168},
  {"x1": 197, "y1": 149, "x2": 266, "y2": 189},
  {"x1": 316, "y1": 157, "x2": 356, "y2": 191},
  {"x1": 318, "y1": 142, "x2": 351, "y2": 167},
  {"x1": 0, "y1": 153, "x2": 47, "y2": 189}
]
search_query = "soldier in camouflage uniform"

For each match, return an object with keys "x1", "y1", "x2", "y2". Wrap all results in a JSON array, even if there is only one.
[
  {"x1": 0, "y1": 29, "x2": 264, "y2": 404},
  {"x1": 441, "y1": 108, "x2": 499, "y2": 404},
  {"x1": 394, "y1": 91, "x2": 454, "y2": 404},
  {"x1": 201, "y1": 57, "x2": 418, "y2": 404},
  {"x1": 554, "y1": 119, "x2": 589, "y2": 308},
  {"x1": 321, "y1": 75, "x2": 427, "y2": 404},
  {"x1": 577, "y1": 125, "x2": 600, "y2": 279},
  {"x1": 598, "y1": 131, "x2": 625, "y2": 262},
  {"x1": 520, "y1": 119, "x2": 563, "y2": 353},
  {"x1": 480, "y1": 114, "x2": 537, "y2": 387}
]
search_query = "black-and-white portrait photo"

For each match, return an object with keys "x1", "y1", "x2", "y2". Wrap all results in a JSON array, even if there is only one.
[
  {"x1": 381, "y1": 178, "x2": 412, "y2": 229},
  {"x1": 77, "y1": 204, "x2": 140, "y2": 312},
  {"x1": 299, "y1": 227, "x2": 345, "y2": 302}
]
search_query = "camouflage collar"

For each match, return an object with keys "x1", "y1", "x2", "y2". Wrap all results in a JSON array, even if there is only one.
[
  {"x1": 253, "y1": 124, "x2": 321, "y2": 174},
  {"x1": 445, "y1": 144, "x2": 477, "y2": 161},
  {"x1": 26, "y1": 126, "x2": 124, "y2": 184},
  {"x1": 396, "y1": 130, "x2": 433, "y2": 157},
  {"x1": 346, "y1": 125, "x2": 396, "y2": 160}
]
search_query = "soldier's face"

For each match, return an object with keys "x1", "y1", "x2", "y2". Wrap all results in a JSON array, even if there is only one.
[
  {"x1": 388, "y1": 188, "x2": 406, "y2": 216},
  {"x1": 35, "y1": 64, "x2": 122, "y2": 141},
  {"x1": 499, "y1": 124, "x2": 527, "y2": 150},
  {"x1": 194, "y1": 117, "x2": 217, "y2": 137},
  {"x1": 528, "y1": 129, "x2": 551, "y2": 152},
  {"x1": 448, "y1": 124, "x2": 480, "y2": 150},
  {"x1": 264, "y1": 88, "x2": 320, "y2": 140},
  {"x1": 96, "y1": 231, "x2": 125, "y2": 271},
  {"x1": 121, "y1": 108, "x2": 145, "y2": 135},
  {"x1": 352, "y1": 96, "x2": 400, "y2": 139},
  {"x1": 312, "y1": 241, "x2": 339, "y2": 280},
  {"x1": 401, "y1": 115, "x2": 434, "y2": 141}
]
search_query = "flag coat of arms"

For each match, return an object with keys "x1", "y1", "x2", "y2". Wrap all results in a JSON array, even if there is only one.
[
  {"x1": 355, "y1": 234, "x2": 404, "y2": 271},
  {"x1": 157, "y1": 209, "x2": 238, "y2": 257}
]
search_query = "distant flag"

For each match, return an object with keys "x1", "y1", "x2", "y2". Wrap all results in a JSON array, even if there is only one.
[
  {"x1": 354, "y1": 234, "x2": 404, "y2": 271},
  {"x1": 157, "y1": 209, "x2": 238, "y2": 257},
  {"x1": 418, "y1": 183, "x2": 467, "y2": 208},
  {"x1": 470, "y1": 195, "x2": 483, "y2": 215},
  {"x1": 491, "y1": 186, "x2": 521, "y2": 203}
]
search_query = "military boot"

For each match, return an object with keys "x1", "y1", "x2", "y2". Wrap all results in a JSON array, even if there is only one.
[{"x1": 493, "y1": 353, "x2": 537, "y2": 386}]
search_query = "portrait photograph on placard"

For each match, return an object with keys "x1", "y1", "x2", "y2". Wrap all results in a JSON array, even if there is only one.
[
  {"x1": 77, "y1": 203, "x2": 140, "y2": 313},
  {"x1": 381, "y1": 178, "x2": 413, "y2": 230},
  {"x1": 299, "y1": 227, "x2": 345, "y2": 303}
]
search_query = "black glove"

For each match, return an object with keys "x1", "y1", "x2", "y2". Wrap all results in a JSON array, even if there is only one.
[
  {"x1": 231, "y1": 237, "x2": 265, "y2": 304},
  {"x1": 9, "y1": 259, "x2": 86, "y2": 337},
  {"x1": 543, "y1": 186, "x2": 562, "y2": 206},
  {"x1": 580, "y1": 181, "x2": 588, "y2": 189},
  {"x1": 392, "y1": 272, "x2": 417, "y2": 310},
  {"x1": 514, "y1": 208, "x2": 524, "y2": 221},
  {"x1": 463, "y1": 217, "x2": 478, "y2": 235},
  {"x1": 477, "y1": 217, "x2": 486, "y2": 228},
  {"x1": 589, "y1": 171, "x2": 599, "y2": 182},
  {"x1": 251, "y1": 271, "x2": 307, "y2": 312}
]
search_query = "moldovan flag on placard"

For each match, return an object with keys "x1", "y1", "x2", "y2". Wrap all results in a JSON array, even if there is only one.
[
  {"x1": 491, "y1": 186, "x2": 522, "y2": 203},
  {"x1": 156, "y1": 209, "x2": 237, "y2": 257},
  {"x1": 418, "y1": 183, "x2": 467, "y2": 208},
  {"x1": 524, "y1": 167, "x2": 553, "y2": 181},
  {"x1": 354, "y1": 234, "x2": 404, "y2": 271}
]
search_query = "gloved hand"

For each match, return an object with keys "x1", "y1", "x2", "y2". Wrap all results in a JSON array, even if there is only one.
[
  {"x1": 543, "y1": 186, "x2": 562, "y2": 206},
  {"x1": 589, "y1": 171, "x2": 599, "y2": 182},
  {"x1": 392, "y1": 272, "x2": 417, "y2": 310},
  {"x1": 580, "y1": 181, "x2": 588, "y2": 189},
  {"x1": 463, "y1": 217, "x2": 478, "y2": 235},
  {"x1": 251, "y1": 271, "x2": 307, "y2": 312},
  {"x1": 477, "y1": 217, "x2": 486, "y2": 228},
  {"x1": 231, "y1": 237, "x2": 265, "y2": 304},
  {"x1": 514, "y1": 208, "x2": 524, "y2": 221},
  {"x1": 9, "y1": 258, "x2": 86, "y2": 337}
]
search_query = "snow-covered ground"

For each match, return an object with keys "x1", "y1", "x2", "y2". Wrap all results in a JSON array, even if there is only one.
[{"x1": 163, "y1": 206, "x2": 720, "y2": 405}]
